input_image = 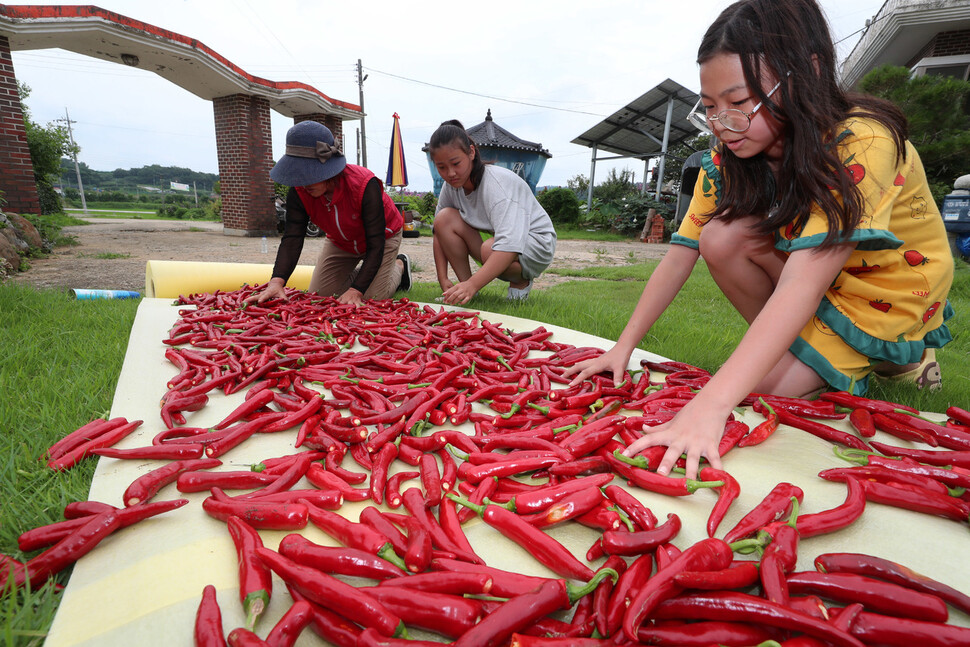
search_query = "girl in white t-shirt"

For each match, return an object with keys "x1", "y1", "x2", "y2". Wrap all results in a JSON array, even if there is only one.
[{"x1": 428, "y1": 120, "x2": 557, "y2": 305}]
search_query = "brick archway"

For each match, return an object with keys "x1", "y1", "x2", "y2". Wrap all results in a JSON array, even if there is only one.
[{"x1": 0, "y1": 5, "x2": 360, "y2": 234}]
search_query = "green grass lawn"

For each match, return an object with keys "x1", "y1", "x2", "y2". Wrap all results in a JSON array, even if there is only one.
[{"x1": 1, "y1": 248, "x2": 967, "y2": 643}]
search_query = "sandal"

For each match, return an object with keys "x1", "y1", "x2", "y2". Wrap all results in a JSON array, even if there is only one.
[{"x1": 873, "y1": 348, "x2": 942, "y2": 391}]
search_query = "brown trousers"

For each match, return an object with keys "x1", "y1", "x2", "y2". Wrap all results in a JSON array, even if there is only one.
[{"x1": 308, "y1": 230, "x2": 403, "y2": 299}]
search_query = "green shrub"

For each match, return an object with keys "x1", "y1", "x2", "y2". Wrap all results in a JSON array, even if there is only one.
[
  {"x1": 36, "y1": 179, "x2": 63, "y2": 215},
  {"x1": 537, "y1": 187, "x2": 581, "y2": 226}
]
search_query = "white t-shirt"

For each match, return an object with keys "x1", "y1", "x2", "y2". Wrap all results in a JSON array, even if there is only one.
[{"x1": 437, "y1": 165, "x2": 557, "y2": 277}]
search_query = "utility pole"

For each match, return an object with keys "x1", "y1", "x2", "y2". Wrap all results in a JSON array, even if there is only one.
[
  {"x1": 357, "y1": 59, "x2": 368, "y2": 168},
  {"x1": 57, "y1": 107, "x2": 87, "y2": 214},
  {"x1": 356, "y1": 127, "x2": 361, "y2": 166}
]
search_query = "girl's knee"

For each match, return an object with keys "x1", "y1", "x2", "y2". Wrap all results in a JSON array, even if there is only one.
[
  {"x1": 699, "y1": 217, "x2": 773, "y2": 265},
  {"x1": 433, "y1": 207, "x2": 462, "y2": 229}
]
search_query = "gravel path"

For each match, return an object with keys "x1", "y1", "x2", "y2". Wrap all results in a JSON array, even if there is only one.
[{"x1": 11, "y1": 218, "x2": 669, "y2": 294}]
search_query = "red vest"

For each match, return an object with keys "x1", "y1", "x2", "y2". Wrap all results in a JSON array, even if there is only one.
[{"x1": 296, "y1": 165, "x2": 403, "y2": 254}]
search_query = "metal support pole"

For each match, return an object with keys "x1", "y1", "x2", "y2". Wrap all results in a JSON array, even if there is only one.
[
  {"x1": 642, "y1": 158, "x2": 650, "y2": 194},
  {"x1": 655, "y1": 94, "x2": 675, "y2": 202},
  {"x1": 357, "y1": 59, "x2": 368, "y2": 168},
  {"x1": 586, "y1": 145, "x2": 597, "y2": 213}
]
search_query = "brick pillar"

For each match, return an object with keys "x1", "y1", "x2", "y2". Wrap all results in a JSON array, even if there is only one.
[
  {"x1": 213, "y1": 94, "x2": 275, "y2": 236},
  {"x1": 0, "y1": 35, "x2": 40, "y2": 215},
  {"x1": 294, "y1": 113, "x2": 344, "y2": 152}
]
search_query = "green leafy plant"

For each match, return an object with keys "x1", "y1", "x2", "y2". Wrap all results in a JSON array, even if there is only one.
[{"x1": 537, "y1": 187, "x2": 581, "y2": 226}]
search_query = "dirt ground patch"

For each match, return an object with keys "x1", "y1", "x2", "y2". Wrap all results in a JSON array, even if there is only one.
[{"x1": 10, "y1": 218, "x2": 669, "y2": 294}]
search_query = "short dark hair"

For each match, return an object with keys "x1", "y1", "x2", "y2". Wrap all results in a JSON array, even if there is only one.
[{"x1": 428, "y1": 120, "x2": 486, "y2": 190}]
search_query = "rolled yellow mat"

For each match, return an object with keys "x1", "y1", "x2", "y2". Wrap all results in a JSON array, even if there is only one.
[{"x1": 144, "y1": 260, "x2": 315, "y2": 298}]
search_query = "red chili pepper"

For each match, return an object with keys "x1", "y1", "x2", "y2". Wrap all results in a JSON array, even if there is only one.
[
  {"x1": 884, "y1": 410, "x2": 970, "y2": 451},
  {"x1": 600, "y1": 513, "x2": 682, "y2": 556},
  {"x1": 437, "y1": 495, "x2": 480, "y2": 561},
  {"x1": 672, "y1": 560, "x2": 760, "y2": 590},
  {"x1": 602, "y1": 553, "x2": 652, "y2": 637},
  {"x1": 448, "y1": 493, "x2": 595, "y2": 581},
  {"x1": 383, "y1": 470, "x2": 418, "y2": 509},
  {"x1": 723, "y1": 483, "x2": 804, "y2": 544},
  {"x1": 522, "y1": 486, "x2": 608, "y2": 529},
  {"x1": 302, "y1": 502, "x2": 406, "y2": 569},
  {"x1": 848, "y1": 407, "x2": 876, "y2": 438},
  {"x1": 377, "y1": 571, "x2": 492, "y2": 597},
  {"x1": 62, "y1": 500, "x2": 116, "y2": 518},
  {"x1": 227, "y1": 516, "x2": 272, "y2": 630},
  {"x1": 795, "y1": 477, "x2": 866, "y2": 539},
  {"x1": 652, "y1": 591, "x2": 865, "y2": 647},
  {"x1": 772, "y1": 408, "x2": 872, "y2": 451},
  {"x1": 429, "y1": 556, "x2": 555, "y2": 598},
  {"x1": 697, "y1": 466, "x2": 739, "y2": 538},
  {"x1": 498, "y1": 473, "x2": 615, "y2": 515},
  {"x1": 176, "y1": 470, "x2": 278, "y2": 494},
  {"x1": 205, "y1": 414, "x2": 286, "y2": 459},
  {"x1": 601, "y1": 483, "x2": 656, "y2": 531},
  {"x1": 123, "y1": 457, "x2": 222, "y2": 506},
  {"x1": 818, "y1": 465, "x2": 951, "y2": 496},
  {"x1": 606, "y1": 450, "x2": 724, "y2": 497},
  {"x1": 367, "y1": 442, "x2": 398, "y2": 506},
  {"x1": 454, "y1": 574, "x2": 613, "y2": 647},
  {"x1": 403, "y1": 517, "x2": 433, "y2": 574},
  {"x1": 786, "y1": 570, "x2": 948, "y2": 622},
  {"x1": 256, "y1": 547, "x2": 408, "y2": 639},
  {"x1": 869, "y1": 440, "x2": 970, "y2": 468},
  {"x1": 278, "y1": 533, "x2": 404, "y2": 581},
  {"x1": 304, "y1": 463, "x2": 370, "y2": 502},
  {"x1": 818, "y1": 390, "x2": 918, "y2": 415},
  {"x1": 47, "y1": 416, "x2": 128, "y2": 462},
  {"x1": 214, "y1": 388, "x2": 276, "y2": 430},
  {"x1": 18, "y1": 498, "x2": 187, "y2": 553},
  {"x1": 47, "y1": 419, "x2": 144, "y2": 471},
  {"x1": 400, "y1": 488, "x2": 480, "y2": 563},
  {"x1": 622, "y1": 537, "x2": 735, "y2": 640},
  {"x1": 263, "y1": 599, "x2": 314, "y2": 647},
  {"x1": 815, "y1": 552, "x2": 970, "y2": 616},
  {"x1": 202, "y1": 491, "x2": 308, "y2": 530},
  {"x1": 92, "y1": 443, "x2": 205, "y2": 460},
  {"x1": 359, "y1": 585, "x2": 484, "y2": 639},
  {"x1": 855, "y1": 477, "x2": 969, "y2": 521},
  {"x1": 21, "y1": 510, "x2": 123, "y2": 589},
  {"x1": 194, "y1": 584, "x2": 226, "y2": 647},
  {"x1": 739, "y1": 398, "x2": 778, "y2": 446},
  {"x1": 870, "y1": 412, "x2": 939, "y2": 446},
  {"x1": 634, "y1": 620, "x2": 775, "y2": 646},
  {"x1": 848, "y1": 610, "x2": 970, "y2": 647}
]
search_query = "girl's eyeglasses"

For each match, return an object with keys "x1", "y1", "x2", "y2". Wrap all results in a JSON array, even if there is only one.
[{"x1": 687, "y1": 75, "x2": 787, "y2": 134}]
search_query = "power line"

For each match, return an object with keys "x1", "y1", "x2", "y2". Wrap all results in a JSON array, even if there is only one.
[{"x1": 364, "y1": 66, "x2": 611, "y2": 117}]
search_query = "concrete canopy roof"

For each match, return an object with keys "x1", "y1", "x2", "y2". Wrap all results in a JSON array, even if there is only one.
[
  {"x1": 840, "y1": 0, "x2": 970, "y2": 88},
  {"x1": 0, "y1": 4, "x2": 361, "y2": 120}
]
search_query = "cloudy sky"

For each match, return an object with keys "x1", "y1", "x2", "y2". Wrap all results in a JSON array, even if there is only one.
[{"x1": 8, "y1": 0, "x2": 887, "y2": 193}]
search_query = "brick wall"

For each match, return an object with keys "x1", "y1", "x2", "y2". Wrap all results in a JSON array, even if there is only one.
[
  {"x1": 930, "y1": 29, "x2": 970, "y2": 57},
  {"x1": 213, "y1": 93, "x2": 276, "y2": 235},
  {"x1": 0, "y1": 35, "x2": 40, "y2": 215}
]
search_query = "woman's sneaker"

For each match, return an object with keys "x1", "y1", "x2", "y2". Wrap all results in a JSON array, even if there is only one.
[
  {"x1": 507, "y1": 280, "x2": 533, "y2": 301},
  {"x1": 397, "y1": 254, "x2": 412, "y2": 292}
]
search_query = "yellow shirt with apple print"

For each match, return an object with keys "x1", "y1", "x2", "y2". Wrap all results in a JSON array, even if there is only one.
[{"x1": 674, "y1": 116, "x2": 953, "y2": 372}]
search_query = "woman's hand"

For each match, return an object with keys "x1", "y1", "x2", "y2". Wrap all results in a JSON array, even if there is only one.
[
  {"x1": 243, "y1": 278, "x2": 287, "y2": 305},
  {"x1": 337, "y1": 287, "x2": 364, "y2": 306},
  {"x1": 562, "y1": 347, "x2": 632, "y2": 387},
  {"x1": 441, "y1": 280, "x2": 477, "y2": 305},
  {"x1": 623, "y1": 398, "x2": 726, "y2": 480}
]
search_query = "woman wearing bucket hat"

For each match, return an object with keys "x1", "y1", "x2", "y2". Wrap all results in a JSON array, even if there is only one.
[{"x1": 246, "y1": 121, "x2": 411, "y2": 306}]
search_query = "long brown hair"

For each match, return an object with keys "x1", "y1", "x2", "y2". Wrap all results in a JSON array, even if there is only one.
[
  {"x1": 428, "y1": 120, "x2": 486, "y2": 190},
  {"x1": 698, "y1": 0, "x2": 908, "y2": 245}
]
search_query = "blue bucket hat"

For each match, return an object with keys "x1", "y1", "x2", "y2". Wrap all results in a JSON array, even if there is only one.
[{"x1": 270, "y1": 121, "x2": 347, "y2": 187}]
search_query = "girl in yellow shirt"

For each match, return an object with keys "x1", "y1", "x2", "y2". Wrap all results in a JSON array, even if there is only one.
[{"x1": 565, "y1": 0, "x2": 954, "y2": 479}]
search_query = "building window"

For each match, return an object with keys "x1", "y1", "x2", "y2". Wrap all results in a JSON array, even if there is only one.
[
  {"x1": 924, "y1": 64, "x2": 969, "y2": 80},
  {"x1": 912, "y1": 55, "x2": 970, "y2": 82}
]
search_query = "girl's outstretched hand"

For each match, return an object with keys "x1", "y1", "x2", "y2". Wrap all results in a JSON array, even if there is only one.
[
  {"x1": 562, "y1": 347, "x2": 631, "y2": 388},
  {"x1": 243, "y1": 278, "x2": 287, "y2": 305},
  {"x1": 623, "y1": 398, "x2": 726, "y2": 480},
  {"x1": 441, "y1": 280, "x2": 477, "y2": 305}
]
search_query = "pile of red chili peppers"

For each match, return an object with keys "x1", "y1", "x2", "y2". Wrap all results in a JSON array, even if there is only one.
[{"x1": 5, "y1": 285, "x2": 970, "y2": 646}]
